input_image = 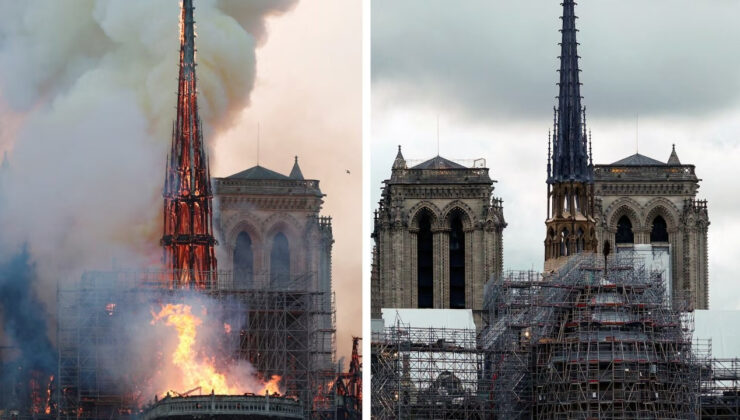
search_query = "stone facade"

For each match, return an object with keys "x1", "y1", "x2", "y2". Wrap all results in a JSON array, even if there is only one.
[
  {"x1": 371, "y1": 148, "x2": 506, "y2": 327},
  {"x1": 593, "y1": 147, "x2": 709, "y2": 309},
  {"x1": 212, "y1": 158, "x2": 333, "y2": 295}
]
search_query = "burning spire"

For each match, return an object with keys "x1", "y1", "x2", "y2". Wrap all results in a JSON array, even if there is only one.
[{"x1": 161, "y1": 0, "x2": 217, "y2": 288}]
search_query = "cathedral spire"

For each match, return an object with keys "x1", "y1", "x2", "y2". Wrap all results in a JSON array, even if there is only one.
[
  {"x1": 290, "y1": 156, "x2": 305, "y2": 179},
  {"x1": 392, "y1": 145, "x2": 407, "y2": 169},
  {"x1": 667, "y1": 144, "x2": 681, "y2": 165},
  {"x1": 549, "y1": 0, "x2": 591, "y2": 184},
  {"x1": 161, "y1": 0, "x2": 217, "y2": 289}
]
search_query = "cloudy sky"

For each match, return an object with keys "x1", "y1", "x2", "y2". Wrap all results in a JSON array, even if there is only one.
[{"x1": 371, "y1": 0, "x2": 740, "y2": 311}]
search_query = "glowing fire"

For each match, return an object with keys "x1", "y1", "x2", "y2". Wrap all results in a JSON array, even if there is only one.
[{"x1": 151, "y1": 303, "x2": 281, "y2": 396}]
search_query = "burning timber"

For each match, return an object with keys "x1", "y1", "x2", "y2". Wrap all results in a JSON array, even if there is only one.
[
  {"x1": 56, "y1": 270, "x2": 336, "y2": 419},
  {"x1": 141, "y1": 393, "x2": 302, "y2": 420}
]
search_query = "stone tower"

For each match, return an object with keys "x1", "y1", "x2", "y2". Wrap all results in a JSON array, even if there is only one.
[
  {"x1": 161, "y1": 0, "x2": 217, "y2": 288},
  {"x1": 593, "y1": 145, "x2": 710, "y2": 309},
  {"x1": 371, "y1": 147, "x2": 506, "y2": 327},
  {"x1": 213, "y1": 157, "x2": 333, "y2": 295},
  {"x1": 544, "y1": 0, "x2": 597, "y2": 271}
]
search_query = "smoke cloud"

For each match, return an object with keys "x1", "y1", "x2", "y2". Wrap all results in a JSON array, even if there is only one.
[{"x1": 0, "y1": 0, "x2": 296, "y2": 383}]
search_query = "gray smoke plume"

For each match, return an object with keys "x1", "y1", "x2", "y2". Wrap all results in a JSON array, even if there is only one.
[{"x1": 0, "y1": 0, "x2": 297, "y2": 386}]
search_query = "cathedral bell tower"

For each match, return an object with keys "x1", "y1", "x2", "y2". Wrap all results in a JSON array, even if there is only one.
[
  {"x1": 544, "y1": 0, "x2": 596, "y2": 268},
  {"x1": 161, "y1": 0, "x2": 218, "y2": 288}
]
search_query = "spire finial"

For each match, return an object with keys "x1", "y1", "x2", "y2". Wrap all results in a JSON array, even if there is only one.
[
  {"x1": 393, "y1": 144, "x2": 407, "y2": 170},
  {"x1": 290, "y1": 154, "x2": 304, "y2": 179},
  {"x1": 667, "y1": 143, "x2": 681, "y2": 165}
]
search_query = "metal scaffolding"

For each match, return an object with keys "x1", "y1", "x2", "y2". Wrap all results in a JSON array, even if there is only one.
[
  {"x1": 57, "y1": 270, "x2": 335, "y2": 419},
  {"x1": 371, "y1": 320, "x2": 493, "y2": 419},
  {"x1": 698, "y1": 355, "x2": 740, "y2": 419},
  {"x1": 480, "y1": 253, "x2": 699, "y2": 419}
]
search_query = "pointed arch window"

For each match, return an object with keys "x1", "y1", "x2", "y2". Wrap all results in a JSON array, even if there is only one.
[
  {"x1": 233, "y1": 232, "x2": 254, "y2": 289},
  {"x1": 576, "y1": 228, "x2": 584, "y2": 253},
  {"x1": 270, "y1": 232, "x2": 291, "y2": 289},
  {"x1": 449, "y1": 213, "x2": 465, "y2": 309},
  {"x1": 560, "y1": 228, "x2": 569, "y2": 257},
  {"x1": 616, "y1": 216, "x2": 634, "y2": 245},
  {"x1": 417, "y1": 212, "x2": 434, "y2": 308},
  {"x1": 650, "y1": 216, "x2": 669, "y2": 243}
]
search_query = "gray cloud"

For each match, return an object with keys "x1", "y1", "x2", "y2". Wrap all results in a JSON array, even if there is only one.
[{"x1": 372, "y1": 0, "x2": 740, "y2": 121}]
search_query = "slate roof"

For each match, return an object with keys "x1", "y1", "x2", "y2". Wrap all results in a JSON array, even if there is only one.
[
  {"x1": 610, "y1": 153, "x2": 665, "y2": 166},
  {"x1": 226, "y1": 165, "x2": 290, "y2": 180},
  {"x1": 411, "y1": 156, "x2": 467, "y2": 170}
]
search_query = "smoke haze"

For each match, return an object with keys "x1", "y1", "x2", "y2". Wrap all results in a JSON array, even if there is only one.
[{"x1": 0, "y1": 0, "x2": 296, "y2": 371}]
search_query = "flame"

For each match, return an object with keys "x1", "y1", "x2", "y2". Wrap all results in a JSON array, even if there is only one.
[
  {"x1": 223, "y1": 322, "x2": 231, "y2": 334},
  {"x1": 151, "y1": 303, "x2": 281, "y2": 396}
]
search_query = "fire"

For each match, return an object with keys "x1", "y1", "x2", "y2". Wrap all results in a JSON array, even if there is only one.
[
  {"x1": 151, "y1": 303, "x2": 281, "y2": 397},
  {"x1": 224, "y1": 322, "x2": 231, "y2": 334}
]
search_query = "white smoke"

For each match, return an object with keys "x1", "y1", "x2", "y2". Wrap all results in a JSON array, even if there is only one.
[{"x1": 0, "y1": 0, "x2": 297, "y2": 339}]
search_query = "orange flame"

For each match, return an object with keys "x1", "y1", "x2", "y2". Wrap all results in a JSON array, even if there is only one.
[{"x1": 151, "y1": 303, "x2": 281, "y2": 396}]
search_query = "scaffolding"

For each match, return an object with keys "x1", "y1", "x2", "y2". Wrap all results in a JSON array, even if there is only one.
[
  {"x1": 371, "y1": 320, "x2": 493, "y2": 419},
  {"x1": 697, "y1": 355, "x2": 740, "y2": 419},
  {"x1": 480, "y1": 253, "x2": 699, "y2": 419},
  {"x1": 57, "y1": 270, "x2": 335, "y2": 419}
]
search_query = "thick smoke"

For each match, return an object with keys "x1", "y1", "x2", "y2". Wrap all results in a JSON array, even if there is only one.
[{"x1": 0, "y1": 0, "x2": 297, "y2": 390}]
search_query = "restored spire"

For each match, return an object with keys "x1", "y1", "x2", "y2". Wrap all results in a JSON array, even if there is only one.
[
  {"x1": 161, "y1": 0, "x2": 217, "y2": 289},
  {"x1": 549, "y1": 0, "x2": 592, "y2": 184},
  {"x1": 290, "y1": 156, "x2": 304, "y2": 179}
]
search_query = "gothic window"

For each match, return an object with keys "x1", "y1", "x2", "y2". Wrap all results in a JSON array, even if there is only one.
[
  {"x1": 417, "y1": 212, "x2": 434, "y2": 308},
  {"x1": 616, "y1": 216, "x2": 634, "y2": 244},
  {"x1": 449, "y1": 214, "x2": 465, "y2": 309},
  {"x1": 560, "y1": 228, "x2": 569, "y2": 257},
  {"x1": 270, "y1": 232, "x2": 291, "y2": 289},
  {"x1": 574, "y1": 189, "x2": 581, "y2": 213},
  {"x1": 563, "y1": 191, "x2": 570, "y2": 213},
  {"x1": 577, "y1": 228, "x2": 584, "y2": 253},
  {"x1": 650, "y1": 215, "x2": 669, "y2": 243},
  {"x1": 233, "y1": 232, "x2": 254, "y2": 289}
]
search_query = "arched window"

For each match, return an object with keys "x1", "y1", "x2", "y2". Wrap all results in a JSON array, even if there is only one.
[
  {"x1": 574, "y1": 189, "x2": 581, "y2": 213},
  {"x1": 233, "y1": 232, "x2": 253, "y2": 289},
  {"x1": 560, "y1": 229, "x2": 569, "y2": 257},
  {"x1": 576, "y1": 228, "x2": 584, "y2": 253},
  {"x1": 563, "y1": 191, "x2": 570, "y2": 213},
  {"x1": 417, "y1": 212, "x2": 434, "y2": 308},
  {"x1": 270, "y1": 232, "x2": 291, "y2": 289},
  {"x1": 650, "y1": 215, "x2": 669, "y2": 243},
  {"x1": 449, "y1": 213, "x2": 465, "y2": 309},
  {"x1": 616, "y1": 216, "x2": 634, "y2": 244}
]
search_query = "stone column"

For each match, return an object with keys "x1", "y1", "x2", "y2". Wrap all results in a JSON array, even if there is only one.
[
  {"x1": 409, "y1": 229, "x2": 419, "y2": 308},
  {"x1": 434, "y1": 228, "x2": 449, "y2": 308},
  {"x1": 465, "y1": 227, "x2": 476, "y2": 311}
]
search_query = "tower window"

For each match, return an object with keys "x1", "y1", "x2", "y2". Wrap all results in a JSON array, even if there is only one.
[
  {"x1": 560, "y1": 228, "x2": 569, "y2": 257},
  {"x1": 270, "y1": 232, "x2": 291, "y2": 289},
  {"x1": 449, "y1": 213, "x2": 465, "y2": 309},
  {"x1": 576, "y1": 228, "x2": 584, "y2": 253},
  {"x1": 417, "y1": 212, "x2": 434, "y2": 308},
  {"x1": 650, "y1": 216, "x2": 669, "y2": 243},
  {"x1": 616, "y1": 216, "x2": 634, "y2": 244},
  {"x1": 233, "y1": 232, "x2": 254, "y2": 289}
]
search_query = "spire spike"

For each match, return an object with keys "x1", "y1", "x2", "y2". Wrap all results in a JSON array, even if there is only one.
[
  {"x1": 290, "y1": 155, "x2": 305, "y2": 179},
  {"x1": 550, "y1": 0, "x2": 591, "y2": 184},
  {"x1": 392, "y1": 145, "x2": 407, "y2": 170}
]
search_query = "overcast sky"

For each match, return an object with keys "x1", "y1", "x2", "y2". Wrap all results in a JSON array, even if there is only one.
[{"x1": 371, "y1": 0, "x2": 740, "y2": 312}]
